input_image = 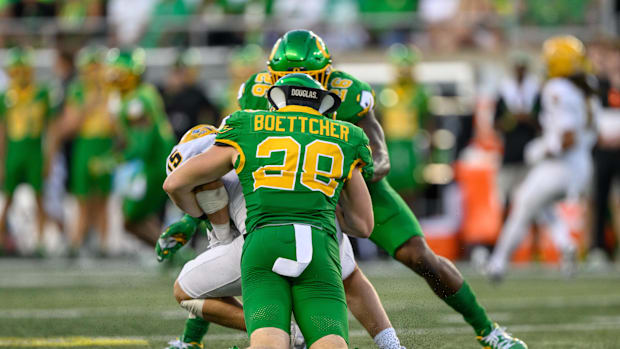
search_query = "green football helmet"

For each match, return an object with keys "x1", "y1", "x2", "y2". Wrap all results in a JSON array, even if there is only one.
[
  {"x1": 268, "y1": 30, "x2": 332, "y2": 88},
  {"x1": 5, "y1": 46, "x2": 33, "y2": 67},
  {"x1": 267, "y1": 73, "x2": 340, "y2": 115},
  {"x1": 5, "y1": 47, "x2": 34, "y2": 86},
  {"x1": 76, "y1": 45, "x2": 106, "y2": 70},
  {"x1": 105, "y1": 47, "x2": 146, "y2": 92},
  {"x1": 106, "y1": 47, "x2": 146, "y2": 76},
  {"x1": 388, "y1": 43, "x2": 420, "y2": 67}
]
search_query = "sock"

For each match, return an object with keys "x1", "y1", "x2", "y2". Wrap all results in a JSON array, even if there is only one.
[
  {"x1": 443, "y1": 281, "x2": 493, "y2": 335},
  {"x1": 373, "y1": 328, "x2": 403, "y2": 349},
  {"x1": 180, "y1": 299, "x2": 206, "y2": 319},
  {"x1": 181, "y1": 314, "x2": 210, "y2": 344}
]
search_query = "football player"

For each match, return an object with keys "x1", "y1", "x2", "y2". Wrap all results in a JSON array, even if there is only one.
[
  {"x1": 487, "y1": 36, "x2": 598, "y2": 280},
  {"x1": 237, "y1": 29, "x2": 527, "y2": 349},
  {"x1": 164, "y1": 73, "x2": 374, "y2": 349},
  {"x1": 98, "y1": 48, "x2": 176, "y2": 245},
  {"x1": 46, "y1": 45, "x2": 115, "y2": 256},
  {"x1": 0, "y1": 47, "x2": 53, "y2": 256},
  {"x1": 160, "y1": 80, "x2": 405, "y2": 349}
]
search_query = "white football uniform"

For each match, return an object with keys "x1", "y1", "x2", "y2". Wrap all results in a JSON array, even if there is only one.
[
  {"x1": 488, "y1": 77, "x2": 597, "y2": 275},
  {"x1": 167, "y1": 125, "x2": 357, "y2": 299}
]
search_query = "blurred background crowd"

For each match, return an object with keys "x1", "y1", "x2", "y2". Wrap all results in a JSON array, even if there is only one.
[{"x1": 0, "y1": 0, "x2": 619, "y2": 273}]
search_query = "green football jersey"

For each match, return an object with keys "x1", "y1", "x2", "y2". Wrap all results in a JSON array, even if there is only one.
[
  {"x1": 238, "y1": 70, "x2": 375, "y2": 124},
  {"x1": 117, "y1": 83, "x2": 176, "y2": 168},
  {"x1": 0, "y1": 84, "x2": 52, "y2": 141},
  {"x1": 66, "y1": 79, "x2": 115, "y2": 138},
  {"x1": 215, "y1": 105, "x2": 373, "y2": 234}
]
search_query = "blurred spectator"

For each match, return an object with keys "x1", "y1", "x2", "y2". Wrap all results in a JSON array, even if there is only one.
[
  {"x1": 47, "y1": 46, "x2": 114, "y2": 257},
  {"x1": 102, "y1": 47, "x2": 175, "y2": 246},
  {"x1": 419, "y1": 0, "x2": 461, "y2": 51},
  {"x1": 0, "y1": 47, "x2": 53, "y2": 257},
  {"x1": 107, "y1": 0, "x2": 155, "y2": 46},
  {"x1": 42, "y1": 49, "x2": 75, "y2": 232},
  {"x1": 160, "y1": 48, "x2": 219, "y2": 139},
  {"x1": 378, "y1": 43, "x2": 431, "y2": 201},
  {"x1": 493, "y1": 53, "x2": 540, "y2": 208},
  {"x1": 590, "y1": 41, "x2": 620, "y2": 262}
]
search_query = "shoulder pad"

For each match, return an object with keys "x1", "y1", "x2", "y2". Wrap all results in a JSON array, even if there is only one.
[{"x1": 328, "y1": 70, "x2": 374, "y2": 122}]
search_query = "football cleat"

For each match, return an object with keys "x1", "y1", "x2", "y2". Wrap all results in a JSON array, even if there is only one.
[
  {"x1": 165, "y1": 338, "x2": 204, "y2": 349},
  {"x1": 477, "y1": 324, "x2": 527, "y2": 349},
  {"x1": 485, "y1": 260, "x2": 506, "y2": 284}
]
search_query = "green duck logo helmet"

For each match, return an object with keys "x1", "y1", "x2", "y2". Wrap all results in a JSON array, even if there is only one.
[
  {"x1": 105, "y1": 47, "x2": 146, "y2": 76},
  {"x1": 268, "y1": 30, "x2": 332, "y2": 88},
  {"x1": 388, "y1": 43, "x2": 420, "y2": 67},
  {"x1": 5, "y1": 46, "x2": 33, "y2": 68},
  {"x1": 266, "y1": 73, "x2": 341, "y2": 115},
  {"x1": 76, "y1": 45, "x2": 106, "y2": 70}
]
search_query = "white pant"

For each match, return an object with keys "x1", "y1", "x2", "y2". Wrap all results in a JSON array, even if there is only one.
[
  {"x1": 489, "y1": 159, "x2": 585, "y2": 270},
  {"x1": 177, "y1": 227, "x2": 357, "y2": 299}
]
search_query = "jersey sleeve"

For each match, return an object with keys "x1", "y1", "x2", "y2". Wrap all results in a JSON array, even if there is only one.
[
  {"x1": 237, "y1": 71, "x2": 271, "y2": 111},
  {"x1": 166, "y1": 130, "x2": 217, "y2": 175},
  {"x1": 215, "y1": 112, "x2": 246, "y2": 173},
  {"x1": 328, "y1": 71, "x2": 375, "y2": 123}
]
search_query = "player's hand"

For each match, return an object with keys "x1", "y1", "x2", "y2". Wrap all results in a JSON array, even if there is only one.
[{"x1": 155, "y1": 215, "x2": 200, "y2": 262}]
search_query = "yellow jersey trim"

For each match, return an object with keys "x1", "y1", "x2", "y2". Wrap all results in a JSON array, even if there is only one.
[
  {"x1": 346, "y1": 158, "x2": 365, "y2": 181},
  {"x1": 215, "y1": 138, "x2": 246, "y2": 174}
]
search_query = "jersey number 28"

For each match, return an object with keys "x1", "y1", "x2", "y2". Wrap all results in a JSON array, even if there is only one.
[{"x1": 252, "y1": 136, "x2": 344, "y2": 197}]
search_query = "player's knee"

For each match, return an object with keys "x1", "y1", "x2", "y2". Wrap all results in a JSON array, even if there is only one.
[
  {"x1": 309, "y1": 334, "x2": 347, "y2": 349},
  {"x1": 173, "y1": 280, "x2": 191, "y2": 304},
  {"x1": 250, "y1": 327, "x2": 289, "y2": 349},
  {"x1": 395, "y1": 236, "x2": 436, "y2": 273}
]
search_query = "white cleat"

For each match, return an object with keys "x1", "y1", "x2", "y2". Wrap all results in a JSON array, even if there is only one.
[{"x1": 486, "y1": 260, "x2": 506, "y2": 284}]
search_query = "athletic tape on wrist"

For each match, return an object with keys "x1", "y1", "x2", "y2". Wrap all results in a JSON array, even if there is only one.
[{"x1": 195, "y1": 186, "x2": 229, "y2": 214}]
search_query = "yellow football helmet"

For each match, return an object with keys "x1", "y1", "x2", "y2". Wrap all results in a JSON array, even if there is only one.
[{"x1": 542, "y1": 35, "x2": 585, "y2": 78}]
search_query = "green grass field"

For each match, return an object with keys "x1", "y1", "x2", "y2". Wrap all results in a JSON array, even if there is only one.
[{"x1": 1, "y1": 258, "x2": 619, "y2": 348}]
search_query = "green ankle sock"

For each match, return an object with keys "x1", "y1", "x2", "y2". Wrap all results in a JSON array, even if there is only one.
[
  {"x1": 443, "y1": 281, "x2": 493, "y2": 335},
  {"x1": 181, "y1": 316, "x2": 210, "y2": 344}
]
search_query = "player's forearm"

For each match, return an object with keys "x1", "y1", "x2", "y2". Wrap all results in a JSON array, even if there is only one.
[
  {"x1": 358, "y1": 111, "x2": 390, "y2": 182},
  {"x1": 339, "y1": 170, "x2": 374, "y2": 238},
  {"x1": 370, "y1": 147, "x2": 390, "y2": 182},
  {"x1": 163, "y1": 146, "x2": 236, "y2": 216}
]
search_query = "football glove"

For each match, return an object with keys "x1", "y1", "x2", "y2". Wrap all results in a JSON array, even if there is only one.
[{"x1": 156, "y1": 214, "x2": 210, "y2": 262}]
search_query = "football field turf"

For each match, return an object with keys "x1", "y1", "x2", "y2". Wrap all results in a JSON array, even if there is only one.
[{"x1": 1, "y1": 258, "x2": 619, "y2": 348}]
